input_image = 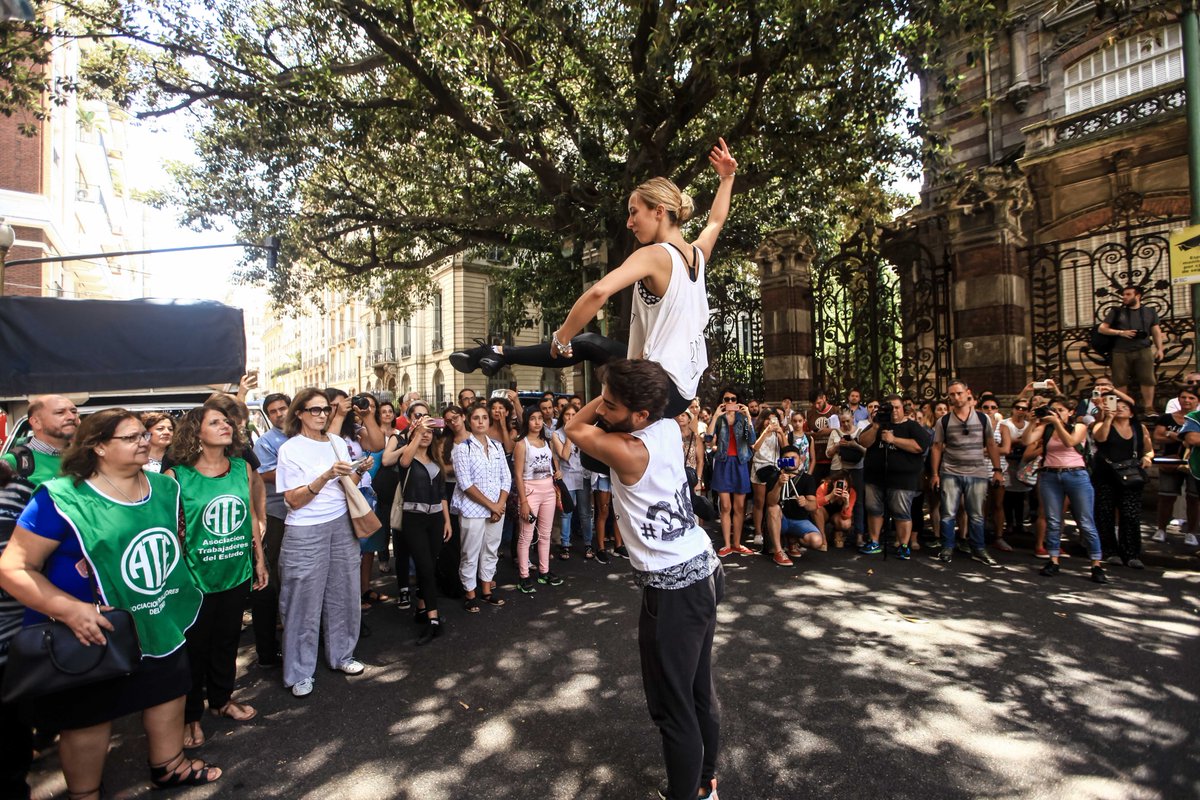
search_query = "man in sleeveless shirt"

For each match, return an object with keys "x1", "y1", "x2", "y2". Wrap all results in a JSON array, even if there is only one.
[{"x1": 565, "y1": 359, "x2": 722, "y2": 800}]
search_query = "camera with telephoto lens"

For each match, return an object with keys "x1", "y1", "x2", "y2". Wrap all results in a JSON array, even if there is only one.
[
  {"x1": 1034, "y1": 406, "x2": 1054, "y2": 419},
  {"x1": 351, "y1": 394, "x2": 372, "y2": 410},
  {"x1": 776, "y1": 456, "x2": 797, "y2": 470},
  {"x1": 874, "y1": 404, "x2": 894, "y2": 430}
]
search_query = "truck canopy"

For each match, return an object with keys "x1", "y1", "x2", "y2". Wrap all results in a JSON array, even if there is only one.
[{"x1": 0, "y1": 296, "x2": 246, "y2": 397}]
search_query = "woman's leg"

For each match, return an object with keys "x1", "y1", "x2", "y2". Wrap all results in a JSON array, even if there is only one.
[
  {"x1": 731, "y1": 493, "x2": 746, "y2": 548},
  {"x1": 322, "y1": 515, "x2": 362, "y2": 669},
  {"x1": 594, "y1": 490, "x2": 611, "y2": 551},
  {"x1": 279, "y1": 523, "x2": 328, "y2": 687},
  {"x1": 207, "y1": 580, "x2": 253, "y2": 713},
  {"x1": 575, "y1": 488, "x2": 594, "y2": 548},
  {"x1": 144, "y1": 696, "x2": 221, "y2": 783},
  {"x1": 751, "y1": 482, "x2": 766, "y2": 542},
  {"x1": 533, "y1": 479, "x2": 556, "y2": 574},
  {"x1": 458, "y1": 516, "x2": 486, "y2": 598},
  {"x1": 58, "y1": 723, "x2": 112, "y2": 798},
  {"x1": 717, "y1": 492, "x2": 732, "y2": 549},
  {"x1": 184, "y1": 590, "x2": 216, "y2": 730},
  {"x1": 1118, "y1": 486, "x2": 1144, "y2": 561},
  {"x1": 453, "y1": 331, "x2": 625, "y2": 373},
  {"x1": 517, "y1": 495, "x2": 535, "y2": 579},
  {"x1": 479, "y1": 516, "x2": 505, "y2": 586},
  {"x1": 1063, "y1": 472, "x2": 1103, "y2": 563},
  {"x1": 1093, "y1": 481, "x2": 1118, "y2": 559},
  {"x1": 405, "y1": 514, "x2": 440, "y2": 616},
  {"x1": 1039, "y1": 474, "x2": 1066, "y2": 562}
]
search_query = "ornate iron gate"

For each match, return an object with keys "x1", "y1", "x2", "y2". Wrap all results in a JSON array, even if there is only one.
[
  {"x1": 704, "y1": 282, "x2": 763, "y2": 402},
  {"x1": 812, "y1": 224, "x2": 955, "y2": 402},
  {"x1": 1025, "y1": 204, "x2": 1190, "y2": 399}
]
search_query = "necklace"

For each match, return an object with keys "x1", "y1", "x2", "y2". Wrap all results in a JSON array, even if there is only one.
[{"x1": 95, "y1": 471, "x2": 148, "y2": 503}]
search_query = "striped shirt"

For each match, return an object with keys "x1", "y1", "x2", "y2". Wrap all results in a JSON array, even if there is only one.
[
  {"x1": 0, "y1": 478, "x2": 33, "y2": 663},
  {"x1": 451, "y1": 436, "x2": 511, "y2": 518}
]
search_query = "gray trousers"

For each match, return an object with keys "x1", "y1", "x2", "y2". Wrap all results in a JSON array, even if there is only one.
[{"x1": 279, "y1": 513, "x2": 361, "y2": 687}]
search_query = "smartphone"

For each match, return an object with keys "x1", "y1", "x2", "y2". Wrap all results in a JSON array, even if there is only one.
[
  {"x1": 1104, "y1": 395, "x2": 1118, "y2": 412},
  {"x1": 428, "y1": 417, "x2": 446, "y2": 428},
  {"x1": 1033, "y1": 380, "x2": 1050, "y2": 390},
  {"x1": 491, "y1": 389, "x2": 509, "y2": 399},
  {"x1": 834, "y1": 479, "x2": 847, "y2": 492},
  {"x1": 703, "y1": 434, "x2": 714, "y2": 443},
  {"x1": 1092, "y1": 388, "x2": 1102, "y2": 399},
  {"x1": 351, "y1": 456, "x2": 371, "y2": 469}
]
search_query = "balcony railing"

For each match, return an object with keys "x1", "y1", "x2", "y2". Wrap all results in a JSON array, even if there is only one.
[
  {"x1": 371, "y1": 348, "x2": 397, "y2": 366},
  {"x1": 431, "y1": 335, "x2": 444, "y2": 352},
  {"x1": 1022, "y1": 80, "x2": 1184, "y2": 158},
  {"x1": 401, "y1": 343, "x2": 412, "y2": 358}
]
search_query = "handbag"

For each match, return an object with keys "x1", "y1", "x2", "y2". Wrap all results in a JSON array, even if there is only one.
[
  {"x1": 1017, "y1": 456, "x2": 1041, "y2": 487},
  {"x1": 2, "y1": 603, "x2": 142, "y2": 703},
  {"x1": 330, "y1": 440, "x2": 382, "y2": 539},
  {"x1": 837, "y1": 442, "x2": 864, "y2": 465},
  {"x1": 1104, "y1": 457, "x2": 1146, "y2": 488},
  {"x1": 389, "y1": 466, "x2": 414, "y2": 530},
  {"x1": 554, "y1": 478, "x2": 575, "y2": 514}
]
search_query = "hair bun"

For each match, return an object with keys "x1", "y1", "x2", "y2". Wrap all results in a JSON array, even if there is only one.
[{"x1": 677, "y1": 192, "x2": 695, "y2": 223}]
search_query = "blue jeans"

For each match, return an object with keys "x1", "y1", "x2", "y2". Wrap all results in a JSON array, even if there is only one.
[
  {"x1": 939, "y1": 474, "x2": 988, "y2": 550},
  {"x1": 1038, "y1": 469, "x2": 1103, "y2": 560},
  {"x1": 560, "y1": 487, "x2": 594, "y2": 547}
]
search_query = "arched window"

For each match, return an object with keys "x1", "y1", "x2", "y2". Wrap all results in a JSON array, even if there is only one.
[{"x1": 1064, "y1": 25, "x2": 1182, "y2": 114}]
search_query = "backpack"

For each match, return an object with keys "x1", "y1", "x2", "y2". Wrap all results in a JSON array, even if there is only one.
[
  {"x1": 1089, "y1": 324, "x2": 1116, "y2": 364},
  {"x1": 939, "y1": 410, "x2": 992, "y2": 450}
]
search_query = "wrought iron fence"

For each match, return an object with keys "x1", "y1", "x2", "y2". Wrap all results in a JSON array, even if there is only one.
[{"x1": 1025, "y1": 206, "x2": 1190, "y2": 399}]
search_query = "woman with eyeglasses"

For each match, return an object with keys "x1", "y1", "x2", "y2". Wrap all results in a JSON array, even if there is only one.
[
  {"x1": 382, "y1": 401, "x2": 437, "y2": 609},
  {"x1": 165, "y1": 402, "x2": 268, "y2": 749},
  {"x1": 274, "y1": 388, "x2": 370, "y2": 697},
  {"x1": 975, "y1": 394, "x2": 1013, "y2": 553},
  {"x1": 1021, "y1": 396, "x2": 1107, "y2": 583},
  {"x1": 0, "y1": 409, "x2": 216, "y2": 797},
  {"x1": 998, "y1": 401, "x2": 1033, "y2": 543}
]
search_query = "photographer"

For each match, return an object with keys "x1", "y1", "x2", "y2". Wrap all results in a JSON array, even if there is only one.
[
  {"x1": 1097, "y1": 285, "x2": 1164, "y2": 411},
  {"x1": 814, "y1": 470, "x2": 856, "y2": 548},
  {"x1": 931, "y1": 380, "x2": 1003, "y2": 568},
  {"x1": 763, "y1": 444, "x2": 821, "y2": 566},
  {"x1": 858, "y1": 395, "x2": 931, "y2": 559}
]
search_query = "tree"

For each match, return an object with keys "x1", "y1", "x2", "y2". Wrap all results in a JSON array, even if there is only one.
[{"x1": 4, "y1": 0, "x2": 1005, "y2": 325}]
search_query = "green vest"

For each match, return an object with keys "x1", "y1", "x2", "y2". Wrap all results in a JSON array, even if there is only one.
[
  {"x1": 44, "y1": 473, "x2": 202, "y2": 657},
  {"x1": 173, "y1": 459, "x2": 254, "y2": 594},
  {"x1": 2, "y1": 449, "x2": 61, "y2": 489},
  {"x1": 1188, "y1": 410, "x2": 1200, "y2": 480}
]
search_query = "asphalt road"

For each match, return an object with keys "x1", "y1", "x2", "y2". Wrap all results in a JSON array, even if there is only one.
[{"x1": 25, "y1": 538, "x2": 1200, "y2": 800}]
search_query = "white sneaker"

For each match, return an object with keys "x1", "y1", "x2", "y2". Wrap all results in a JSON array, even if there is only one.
[
  {"x1": 337, "y1": 659, "x2": 365, "y2": 675},
  {"x1": 1170, "y1": 518, "x2": 1186, "y2": 528},
  {"x1": 291, "y1": 677, "x2": 314, "y2": 697},
  {"x1": 1151, "y1": 529, "x2": 1168, "y2": 543},
  {"x1": 1185, "y1": 534, "x2": 1199, "y2": 547}
]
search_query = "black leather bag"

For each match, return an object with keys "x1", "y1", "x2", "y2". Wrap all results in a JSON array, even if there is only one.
[
  {"x1": 1104, "y1": 458, "x2": 1146, "y2": 489},
  {"x1": 1, "y1": 608, "x2": 142, "y2": 703},
  {"x1": 554, "y1": 478, "x2": 575, "y2": 514}
]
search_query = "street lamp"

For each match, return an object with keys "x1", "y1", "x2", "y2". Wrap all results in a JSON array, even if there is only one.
[{"x1": 0, "y1": 218, "x2": 16, "y2": 297}]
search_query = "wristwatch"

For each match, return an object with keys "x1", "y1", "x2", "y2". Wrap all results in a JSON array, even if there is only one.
[{"x1": 354, "y1": 465, "x2": 367, "y2": 475}]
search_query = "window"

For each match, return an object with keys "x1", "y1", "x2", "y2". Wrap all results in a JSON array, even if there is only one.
[
  {"x1": 402, "y1": 317, "x2": 412, "y2": 358},
  {"x1": 1064, "y1": 25, "x2": 1182, "y2": 114},
  {"x1": 431, "y1": 291, "x2": 444, "y2": 350}
]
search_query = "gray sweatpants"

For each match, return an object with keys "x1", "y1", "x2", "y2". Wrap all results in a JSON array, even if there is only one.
[{"x1": 279, "y1": 513, "x2": 361, "y2": 687}]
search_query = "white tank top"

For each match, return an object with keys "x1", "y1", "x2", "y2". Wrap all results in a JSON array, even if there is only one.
[
  {"x1": 521, "y1": 437, "x2": 554, "y2": 481},
  {"x1": 610, "y1": 418, "x2": 713, "y2": 572},
  {"x1": 627, "y1": 242, "x2": 710, "y2": 400}
]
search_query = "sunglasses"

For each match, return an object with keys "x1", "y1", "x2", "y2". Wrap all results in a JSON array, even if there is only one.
[
  {"x1": 1014, "y1": 405, "x2": 1030, "y2": 411},
  {"x1": 722, "y1": 396, "x2": 737, "y2": 402},
  {"x1": 111, "y1": 431, "x2": 152, "y2": 444},
  {"x1": 302, "y1": 406, "x2": 332, "y2": 416}
]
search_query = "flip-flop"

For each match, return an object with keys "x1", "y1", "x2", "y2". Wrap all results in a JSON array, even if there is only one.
[
  {"x1": 183, "y1": 723, "x2": 205, "y2": 749},
  {"x1": 211, "y1": 702, "x2": 257, "y2": 722},
  {"x1": 463, "y1": 597, "x2": 482, "y2": 613}
]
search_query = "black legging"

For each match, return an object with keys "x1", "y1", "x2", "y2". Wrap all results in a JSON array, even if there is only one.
[
  {"x1": 1094, "y1": 480, "x2": 1143, "y2": 561},
  {"x1": 499, "y1": 332, "x2": 691, "y2": 417},
  {"x1": 402, "y1": 511, "x2": 445, "y2": 614},
  {"x1": 1003, "y1": 489, "x2": 1029, "y2": 533}
]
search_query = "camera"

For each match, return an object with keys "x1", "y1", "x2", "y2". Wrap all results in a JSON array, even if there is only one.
[
  {"x1": 351, "y1": 395, "x2": 372, "y2": 410},
  {"x1": 874, "y1": 404, "x2": 894, "y2": 430},
  {"x1": 1034, "y1": 406, "x2": 1053, "y2": 419},
  {"x1": 776, "y1": 456, "x2": 797, "y2": 470}
]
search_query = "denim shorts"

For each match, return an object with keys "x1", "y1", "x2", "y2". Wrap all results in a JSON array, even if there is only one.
[
  {"x1": 780, "y1": 517, "x2": 820, "y2": 538},
  {"x1": 863, "y1": 484, "x2": 919, "y2": 521}
]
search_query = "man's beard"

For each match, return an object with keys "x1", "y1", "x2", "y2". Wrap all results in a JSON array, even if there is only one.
[{"x1": 601, "y1": 416, "x2": 631, "y2": 434}]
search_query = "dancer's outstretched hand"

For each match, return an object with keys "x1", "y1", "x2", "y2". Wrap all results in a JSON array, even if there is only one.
[
  {"x1": 709, "y1": 137, "x2": 737, "y2": 178},
  {"x1": 550, "y1": 329, "x2": 573, "y2": 360}
]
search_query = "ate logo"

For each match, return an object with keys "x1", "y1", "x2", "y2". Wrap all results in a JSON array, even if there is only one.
[
  {"x1": 202, "y1": 495, "x2": 248, "y2": 537},
  {"x1": 120, "y1": 527, "x2": 180, "y2": 595}
]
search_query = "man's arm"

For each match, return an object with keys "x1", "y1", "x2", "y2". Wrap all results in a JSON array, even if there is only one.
[
  {"x1": 1152, "y1": 322, "x2": 1165, "y2": 359},
  {"x1": 565, "y1": 397, "x2": 650, "y2": 486}
]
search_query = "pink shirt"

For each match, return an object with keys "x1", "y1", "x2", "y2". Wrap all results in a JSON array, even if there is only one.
[{"x1": 1043, "y1": 427, "x2": 1085, "y2": 468}]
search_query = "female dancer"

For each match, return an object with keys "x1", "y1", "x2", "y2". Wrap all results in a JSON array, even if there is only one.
[{"x1": 451, "y1": 138, "x2": 738, "y2": 419}]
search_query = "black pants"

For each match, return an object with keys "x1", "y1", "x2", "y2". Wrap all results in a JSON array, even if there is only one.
[
  {"x1": 252, "y1": 515, "x2": 285, "y2": 661},
  {"x1": 0, "y1": 663, "x2": 32, "y2": 800},
  {"x1": 639, "y1": 565, "x2": 724, "y2": 800},
  {"x1": 1004, "y1": 489, "x2": 1029, "y2": 533},
  {"x1": 403, "y1": 511, "x2": 445, "y2": 614},
  {"x1": 186, "y1": 579, "x2": 251, "y2": 723},
  {"x1": 1094, "y1": 480, "x2": 1143, "y2": 561}
]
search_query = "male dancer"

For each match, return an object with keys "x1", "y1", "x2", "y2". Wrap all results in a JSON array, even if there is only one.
[{"x1": 565, "y1": 359, "x2": 722, "y2": 800}]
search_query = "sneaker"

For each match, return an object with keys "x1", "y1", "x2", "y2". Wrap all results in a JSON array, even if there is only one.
[
  {"x1": 937, "y1": 546, "x2": 953, "y2": 564},
  {"x1": 955, "y1": 539, "x2": 972, "y2": 555},
  {"x1": 1034, "y1": 547, "x2": 1051, "y2": 559},
  {"x1": 971, "y1": 548, "x2": 1000, "y2": 568},
  {"x1": 772, "y1": 550, "x2": 794, "y2": 567},
  {"x1": 336, "y1": 659, "x2": 365, "y2": 675},
  {"x1": 518, "y1": 577, "x2": 537, "y2": 594},
  {"x1": 895, "y1": 544, "x2": 911, "y2": 560},
  {"x1": 659, "y1": 778, "x2": 719, "y2": 800},
  {"x1": 594, "y1": 548, "x2": 611, "y2": 564},
  {"x1": 716, "y1": 546, "x2": 734, "y2": 557},
  {"x1": 859, "y1": 541, "x2": 882, "y2": 555},
  {"x1": 1186, "y1": 534, "x2": 1199, "y2": 547},
  {"x1": 1039, "y1": 561, "x2": 1060, "y2": 577},
  {"x1": 992, "y1": 537, "x2": 1014, "y2": 553},
  {"x1": 614, "y1": 545, "x2": 629, "y2": 559},
  {"x1": 1151, "y1": 529, "x2": 1168, "y2": 543},
  {"x1": 291, "y1": 677, "x2": 314, "y2": 697},
  {"x1": 1091, "y1": 565, "x2": 1109, "y2": 584},
  {"x1": 538, "y1": 571, "x2": 564, "y2": 587},
  {"x1": 733, "y1": 544, "x2": 755, "y2": 556},
  {"x1": 397, "y1": 588, "x2": 412, "y2": 609},
  {"x1": 1127, "y1": 558, "x2": 1145, "y2": 570}
]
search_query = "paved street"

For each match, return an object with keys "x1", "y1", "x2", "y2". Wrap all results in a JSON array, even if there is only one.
[{"x1": 26, "y1": 539, "x2": 1200, "y2": 800}]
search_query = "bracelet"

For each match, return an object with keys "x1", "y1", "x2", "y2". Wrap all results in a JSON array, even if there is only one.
[
  {"x1": 552, "y1": 333, "x2": 571, "y2": 355},
  {"x1": 306, "y1": 483, "x2": 318, "y2": 494}
]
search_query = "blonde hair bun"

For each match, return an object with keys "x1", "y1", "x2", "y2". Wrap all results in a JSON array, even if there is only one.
[
  {"x1": 634, "y1": 177, "x2": 693, "y2": 225},
  {"x1": 677, "y1": 192, "x2": 694, "y2": 223}
]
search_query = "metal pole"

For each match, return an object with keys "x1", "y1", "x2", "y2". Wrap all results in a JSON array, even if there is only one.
[
  {"x1": 1185, "y1": 1, "x2": 1200, "y2": 369},
  {"x1": 2, "y1": 240, "x2": 278, "y2": 269}
]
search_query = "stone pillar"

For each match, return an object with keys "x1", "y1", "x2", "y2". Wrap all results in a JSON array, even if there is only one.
[
  {"x1": 753, "y1": 230, "x2": 816, "y2": 403},
  {"x1": 946, "y1": 167, "x2": 1032, "y2": 395}
]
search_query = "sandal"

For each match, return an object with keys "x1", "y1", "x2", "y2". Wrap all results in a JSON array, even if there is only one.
[
  {"x1": 584, "y1": 546, "x2": 595, "y2": 559},
  {"x1": 480, "y1": 593, "x2": 506, "y2": 607},
  {"x1": 463, "y1": 596, "x2": 481, "y2": 613},
  {"x1": 211, "y1": 701, "x2": 257, "y2": 722},
  {"x1": 361, "y1": 590, "x2": 391, "y2": 609},
  {"x1": 150, "y1": 751, "x2": 221, "y2": 790},
  {"x1": 557, "y1": 545, "x2": 571, "y2": 560},
  {"x1": 183, "y1": 721, "x2": 205, "y2": 749}
]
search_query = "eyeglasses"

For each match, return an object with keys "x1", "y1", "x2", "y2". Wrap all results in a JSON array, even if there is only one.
[
  {"x1": 111, "y1": 431, "x2": 152, "y2": 444},
  {"x1": 411, "y1": 412, "x2": 428, "y2": 420},
  {"x1": 981, "y1": 404, "x2": 998, "y2": 410},
  {"x1": 302, "y1": 406, "x2": 332, "y2": 417},
  {"x1": 1014, "y1": 406, "x2": 1030, "y2": 412},
  {"x1": 721, "y1": 396, "x2": 737, "y2": 402}
]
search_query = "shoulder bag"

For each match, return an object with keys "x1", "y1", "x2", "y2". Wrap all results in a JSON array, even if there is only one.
[{"x1": 330, "y1": 439, "x2": 383, "y2": 539}]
